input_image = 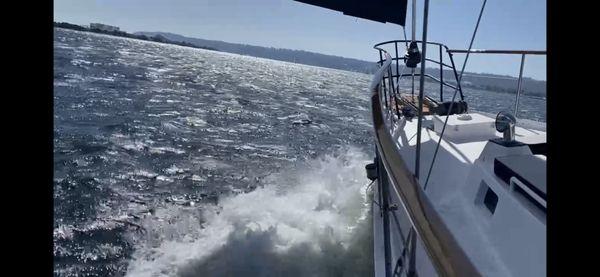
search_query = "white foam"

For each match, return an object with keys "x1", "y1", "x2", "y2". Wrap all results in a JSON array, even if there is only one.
[
  {"x1": 191, "y1": 175, "x2": 206, "y2": 182},
  {"x1": 193, "y1": 156, "x2": 231, "y2": 170},
  {"x1": 125, "y1": 147, "x2": 373, "y2": 277},
  {"x1": 155, "y1": 175, "x2": 173, "y2": 182},
  {"x1": 131, "y1": 169, "x2": 154, "y2": 177},
  {"x1": 183, "y1": 116, "x2": 207, "y2": 127},
  {"x1": 164, "y1": 165, "x2": 186, "y2": 175},
  {"x1": 149, "y1": 147, "x2": 186, "y2": 155}
]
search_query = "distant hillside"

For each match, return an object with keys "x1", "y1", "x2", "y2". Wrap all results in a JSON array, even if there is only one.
[
  {"x1": 54, "y1": 22, "x2": 218, "y2": 51},
  {"x1": 422, "y1": 68, "x2": 547, "y2": 98},
  {"x1": 136, "y1": 31, "x2": 546, "y2": 98},
  {"x1": 459, "y1": 73, "x2": 546, "y2": 98},
  {"x1": 135, "y1": 31, "x2": 377, "y2": 74},
  {"x1": 54, "y1": 21, "x2": 545, "y2": 97}
]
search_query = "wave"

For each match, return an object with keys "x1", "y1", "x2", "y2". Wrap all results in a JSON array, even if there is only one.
[{"x1": 125, "y1": 146, "x2": 374, "y2": 277}]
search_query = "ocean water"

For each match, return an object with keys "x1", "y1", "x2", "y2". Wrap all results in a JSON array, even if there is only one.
[{"x1": 53, "y1": 28, "x2": 546, "y2": 277}]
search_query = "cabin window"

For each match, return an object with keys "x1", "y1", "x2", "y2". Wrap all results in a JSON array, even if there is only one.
[{"x1": 484, "y1": 187, "x2": 499, "y2": 214}]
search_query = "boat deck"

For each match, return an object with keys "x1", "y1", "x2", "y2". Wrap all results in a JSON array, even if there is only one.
[{"x1": 375, "y1": 111, "x2": 546, "y2": 277}]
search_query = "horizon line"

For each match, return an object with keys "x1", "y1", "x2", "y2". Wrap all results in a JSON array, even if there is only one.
[{"x1": 54, "y1": 21, "x2": 546, "y2": 82}]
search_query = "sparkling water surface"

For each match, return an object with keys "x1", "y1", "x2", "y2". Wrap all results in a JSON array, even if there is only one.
[{"x1": 53, "y1": 28, "x2": 545, "y2": 277}]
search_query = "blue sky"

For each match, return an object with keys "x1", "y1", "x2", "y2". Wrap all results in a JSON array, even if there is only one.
[{"x1": 54, "y1": 0, "x2": 546, "y2": 80}]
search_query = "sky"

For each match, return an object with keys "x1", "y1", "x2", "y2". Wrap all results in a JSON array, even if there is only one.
[{"x1": 54, "y1": 0, "x2": 546, "y2": 80}]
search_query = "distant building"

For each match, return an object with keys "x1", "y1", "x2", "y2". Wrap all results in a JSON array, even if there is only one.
[{"x1": 89, "y1": 23, "x2": 120, "y2": 32}]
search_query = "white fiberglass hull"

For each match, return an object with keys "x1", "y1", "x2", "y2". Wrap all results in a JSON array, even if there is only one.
[{"x1": 371, "y1": 111, "x2": 546, "y2": 277}]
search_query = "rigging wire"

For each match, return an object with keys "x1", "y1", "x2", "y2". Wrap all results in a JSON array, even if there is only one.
[
  {"x1": 423, "y1": 0, "x2": 488, "y2": 191},
  {"x1": 411, "y1": 0, "x2": 417, "y2": 41},
  {"x1": 414, "y1": 0, "x2": 431, "y2": 180},
  {"x1": 402, "y1": 26, "x2": 409, "y2": 49}
]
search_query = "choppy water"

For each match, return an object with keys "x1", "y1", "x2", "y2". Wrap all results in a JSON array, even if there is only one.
[{"x1": 53, "y1": 28, "x2": 545, "y2": 277}]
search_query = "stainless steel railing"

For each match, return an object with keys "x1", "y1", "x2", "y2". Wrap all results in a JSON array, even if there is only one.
[
  {"x1": 447, "y1": 49, "x2": 546, "y2": 117},
  {"x1": 369, "y1": 46, "x2": 545, "y2": 276},
  {"x1": 369, "y1": 51, "x2": 480, "y2": 277}
]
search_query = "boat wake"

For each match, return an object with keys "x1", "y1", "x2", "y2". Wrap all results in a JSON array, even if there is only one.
[{"x1": 125, "y1": 146, "x2": 374, "y2": 277}]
